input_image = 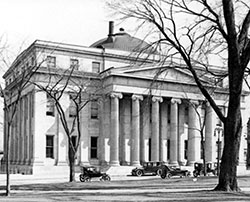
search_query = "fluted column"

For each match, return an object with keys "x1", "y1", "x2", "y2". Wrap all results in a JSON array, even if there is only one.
[
  {"x1": 205, "y1": 103, "x2": 215, "y2": 162},
  {"x1": 109, "y1": 92, "x2": 123, "y2": 166},
  {"x1": 100, "y1": 96, "x2": 110, "y2": 165},
  {"x1": 131, "y1": 94, "x2": 143, "y2": 166},
  {"x1": 187, "y1": 100, "x2": 201, "y2": 166},
  {"x1": 178, "y1": 103, "x2": 186, "y2": 165},
  {"x1": 170, "y1": 98, "x2": 181, "y2": 166},
  {"x1": 151, "y1": 96, "x2": 163, "y2": 161},
  {"x1": 79, "y1": 94, "x2": 90, "y2": 166},
  {"x1": 120, "y1": 97, "x2": 131, "y2": 165},
  {"x1": 160, "y1": 100, "x2": 168, "y2": 162},
  {"x1": 140, "y1": 100, "x2": 150, "y2": 162}
]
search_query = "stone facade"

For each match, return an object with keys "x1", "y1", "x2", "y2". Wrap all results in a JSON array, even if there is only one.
[{"x1": 1, "y1": 28, "x2": 249, "y2": 175}]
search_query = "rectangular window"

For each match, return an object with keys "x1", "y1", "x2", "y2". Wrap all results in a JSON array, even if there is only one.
[
  {"x1": 92, "y1": 62, "x2": 100, "y2": 73},
  {"x1": 70, "y1": 59, "x2": 79, "y2": 70},
  {"x1": 46, "y1": 94, "x2": 55, "y2": 116},
  {"x1": 90, "y1": 137, "x2": 98, "y2": 159},
  {"x1": 47, "y1": 56, "x2": 56, "y2": 68},
  {"x1": 91, "y1": 100, "x2": 98, "y2": 119},
  {"x1": 46, "y1": 135, "x2": 54, "y2": 158}
]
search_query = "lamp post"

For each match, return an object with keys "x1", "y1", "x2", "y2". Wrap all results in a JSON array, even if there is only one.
[{"x1": 214, "y1": 124, "x2": 223, "y2": 176}]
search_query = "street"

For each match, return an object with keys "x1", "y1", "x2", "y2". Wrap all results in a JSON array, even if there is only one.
[{"x1": 0, "y1": 174, "x2": 250, "y2": 201}]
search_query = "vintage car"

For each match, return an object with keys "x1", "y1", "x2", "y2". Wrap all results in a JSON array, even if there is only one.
[
  {"x1": 160, "y1": 165, "x2": 191, "y2": 179},
  {"x1": 79, "y1": 166, "x2": 111, "y2": 182},
  {"x1": 131, "y1": 161, "x2": 167, "y2": 176},
  {"x1": 193, "y1": 162, "x2": 218, "y2": 177}
]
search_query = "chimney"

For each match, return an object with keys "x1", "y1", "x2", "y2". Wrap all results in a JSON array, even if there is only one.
[{"x1": 107, "y1": 21, "x2": 114, "y2": 43}]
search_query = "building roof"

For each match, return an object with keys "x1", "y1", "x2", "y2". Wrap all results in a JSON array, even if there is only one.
[{"x1": 90, "y1": 22, "x2": 156, "y2": 54}]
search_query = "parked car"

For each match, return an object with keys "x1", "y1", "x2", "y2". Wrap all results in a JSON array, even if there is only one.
[
  {"x1": 160, "y1": 165, "x2": 191, "y2": 179},
  {"x1": 193, "y1": 162, "x2": 218, "y2": 177},
  {"x1": 79, "y1": 166, "x2": 111, "y2": 182},
  {"x1": 131, "y1": 161, "x2": 167, "y2": 176}
]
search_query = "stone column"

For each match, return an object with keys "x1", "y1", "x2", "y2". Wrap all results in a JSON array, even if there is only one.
[
  {"x1": 109, "y1": 92, "x2": 123, "y2": 166},
  {"x1": 99, "y1": 96, "x2": 110, "y2": 165},
  {"x1": 140, "y1": 100, "x2": 150, "y2": 162},
  {"x1": 131, "y1": 94, "x2": 143, "y2": 166},
  {"x1": 20, "y1": 97, "x2": 25, "y2": 164},
  {"x1": 79, "y1": 94, "x2": 90, "y2": 166},
  {"x1": 29, "y1": 91, "x2": 34, "y2": 166},
  {"x1": 120, "y1": 98, "x2": 131, "y2": 165},
  {"x1": 187, "y1": 100, "x2": 201, "y2": 166},
  {"x1": 57, "y1": 131, "x2": 67, "y2": 165},
  {"x1": 170, "y1": 98, "x2": 181, "y2": 166},
  {"x1": 33, "y1": 91, "x2": 45, "y2": 166},
  {"x1": 205, "y1": 103, "x2": 215, "y2": 163},
  {"x1": 151, "y1": 96, "x2": 163, "y2": 161},
  {"x1": 178, "y1": 103, "x2": 186, "y2": 165},
  {"x1": 24, "y1": 95, "x2": 30, "y2": 165},
  {"x1": 160, "y1": 100, "x2": 168, "y2": 162}
]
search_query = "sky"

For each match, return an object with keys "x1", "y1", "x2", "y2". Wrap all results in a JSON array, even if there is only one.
[{"x1": 0, "y1": 0, "x2": 118, "y2": 63}]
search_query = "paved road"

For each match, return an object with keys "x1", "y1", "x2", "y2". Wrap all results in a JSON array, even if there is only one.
[{"x1": 0, "y1": 174, "x2": 250, "y2": 201}]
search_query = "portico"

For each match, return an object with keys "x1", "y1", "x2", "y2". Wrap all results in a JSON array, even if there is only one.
[{"x1": 99, "y1": 65, "x2": 225, "y2": 167}]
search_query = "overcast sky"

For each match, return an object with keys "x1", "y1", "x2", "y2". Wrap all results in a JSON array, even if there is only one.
[{"x1": 0, "y1": 0, "x2": 118, "y2": 58}]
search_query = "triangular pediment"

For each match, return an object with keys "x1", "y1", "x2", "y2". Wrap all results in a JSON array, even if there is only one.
[{"x1": 111, "y1": 64, "x2": 203, "y2": 84}]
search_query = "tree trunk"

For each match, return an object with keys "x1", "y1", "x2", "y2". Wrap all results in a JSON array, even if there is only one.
[
  {"x1": 68, "y1": 145, "x2": 76, "y2": 182},
  {"x1": 214, "y1": 94, "x2": 242, "y2": 191},
  {"x1": 6, "y1": 124, "x2": 11, "y2": 196}
]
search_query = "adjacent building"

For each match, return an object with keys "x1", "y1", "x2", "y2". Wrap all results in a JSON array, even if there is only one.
[{"x1": 1, "y1": 22, "x2": 249, "y2": 175}]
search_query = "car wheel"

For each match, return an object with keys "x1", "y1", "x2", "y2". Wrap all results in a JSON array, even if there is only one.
[
  {"x1": 84, "y1": 176, "x2": 91, "y2": 182},
  {"x1": 101, "y1": 174, "x2": 111, "y2": 181},
  {"x1": 160, "y1": 173, "x2": 167, "y2": 179},
  {"x1": 79, "y1": 174, "x2": 85, "y2": 182},
  {"x1": 193, "y1": 171, "x2": 198, "y2": 178},
  {"x1": 156, "y1": 169, "x2": 162, "y2": 176},
  {"x1": 167, "y1": 173, "x2": 172, "y2": 178},
  {"x1": 136, "y1": 170, "x2": 143, "y2": 177}
]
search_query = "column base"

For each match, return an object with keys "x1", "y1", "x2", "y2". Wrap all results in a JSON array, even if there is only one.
[
  {"x1": 186, "y1": 161, "x2": 196, "y2": 167},
  {"x1": 131, "y1": 161, "x2": 141, "y2": 167},
  {"x1": 57, "y1": 161, "x2": 68, "y2": 166},
  {"x1": 121, "y1": 161, "x2": 130, "y2": 166},
  {"x1": 109, "y1": 161, "x2": 120, "y2": 167},
  {"x1": 100, "y1": 160, "x2": 109, "y2": 166},
  {"x1": 178, "y1": 161, "x2": 186, "y2": 166},
  {"x1": 169, "y1": 161, "x2": 179, "y2": 166}
]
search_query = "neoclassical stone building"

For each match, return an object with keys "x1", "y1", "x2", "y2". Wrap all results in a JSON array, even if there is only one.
[{"x1": 1, "y1": 22, "x2": 249, "y2": 175}]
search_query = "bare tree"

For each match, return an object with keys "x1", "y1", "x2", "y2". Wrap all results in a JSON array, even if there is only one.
[
  {"x1": 31, "y1": 64, "x2": 102, "y2": 182},
  {"x1": 0, "y1": 56, "x2": 43, "y2": 196},
  {"x1": 107, "y1": 0, "x2": 250, "y2": 191}
]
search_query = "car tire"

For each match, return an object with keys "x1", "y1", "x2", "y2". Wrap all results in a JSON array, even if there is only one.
[
  {"x1": 156, "y1": 169, "x2": 163, "y2": 176},
  {"x1": 160, "y1": 173, "x2": 167, "y2": 179},
  {"x1": 84, "y1": 176, "x2": 91, "y2": 182},
  {"x1": 136, "y1": 170, "x2": 143, "y2": 177},
  {"x1": 101, "y1": 174, "x2": 111, "y2": 181},
  {"x1": 193, "y1": 171, "x2": 199, "y2": 177},
  {"x1": 167, "y1": 173, "x2": 172, "y2": 178},
  {"x1": 79, "y1": 174, "x2": 85, "y2": 182}
]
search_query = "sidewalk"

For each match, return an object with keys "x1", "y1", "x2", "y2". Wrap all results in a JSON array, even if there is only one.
[{"x1": 0, "y1": 173, "x2": 160, "y2": 186}]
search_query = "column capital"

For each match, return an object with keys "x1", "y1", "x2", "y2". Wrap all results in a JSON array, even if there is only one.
[
  {"x1": 188, "y1": 99, "x2": 200, "y2": 107},
  {"x1": 110, "y1": 92, "x2": 123, "y2": 99},
  {"x1": 132, "y1": 94, "x2": 143, "y2": 101},
  {"x1": 171, "y1": 98, "x2": 181, "y2": 104},
  {"x1": 152, "y1": 96, "x2": 163, "y2": 103}
]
